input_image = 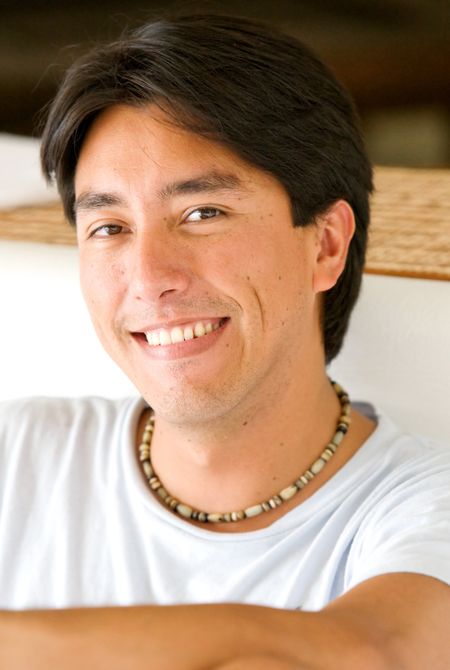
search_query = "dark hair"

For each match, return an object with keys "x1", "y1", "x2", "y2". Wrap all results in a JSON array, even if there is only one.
[{"x1": 41, "y1": 13, "x2": 373, "y2": 363}]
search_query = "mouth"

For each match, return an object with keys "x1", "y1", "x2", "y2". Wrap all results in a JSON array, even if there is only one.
[{"x1": 136, "y1": 317, "x2": 229, "y2": 347}]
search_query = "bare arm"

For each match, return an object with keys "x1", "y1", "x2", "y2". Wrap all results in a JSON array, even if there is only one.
[
  {"x1": 0, "y1": 574, "x2": 448, "y2": 670},
  {"x1": 210, "y1": 657, "x2": 303, "y2": 669}
]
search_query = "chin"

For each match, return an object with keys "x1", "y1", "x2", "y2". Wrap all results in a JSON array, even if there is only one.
[
  {"x1": 136, "y1": 376, "x2": 246, "y2": 426},
  {"x1": 147, "y1": 392, "x2": 227, "y2": 424}
]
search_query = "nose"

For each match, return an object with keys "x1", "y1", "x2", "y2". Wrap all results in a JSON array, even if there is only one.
[{"x1": 128, "y1": 229, "x2": 192, "y2": 303}]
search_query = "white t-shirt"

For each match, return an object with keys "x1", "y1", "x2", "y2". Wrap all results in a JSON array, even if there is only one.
[{"x1": 0, "y1": 396, "x2": 449, "y2": 612}]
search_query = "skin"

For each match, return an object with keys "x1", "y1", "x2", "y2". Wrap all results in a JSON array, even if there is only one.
[
  {"x1": 74, "y1": 103, "x2": 328, "y2": 430},
  {"x1": 74, "y1": 104, "x2": 374, "y2": 523},
  {"x1": 1, "y1": 574, "x2": 449, "y2": 669},
  {"x1": 2, "y1": 104, "x2": 448, "y2": 668}
]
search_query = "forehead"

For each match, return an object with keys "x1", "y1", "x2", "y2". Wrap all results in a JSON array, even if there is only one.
[{"x1": 75, "y1": 104, "x2": 258, "y2": 193}]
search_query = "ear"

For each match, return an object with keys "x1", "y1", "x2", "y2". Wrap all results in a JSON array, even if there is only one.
[{"x1": 312, "y1": 200, "x2": 356, "y2": 293}]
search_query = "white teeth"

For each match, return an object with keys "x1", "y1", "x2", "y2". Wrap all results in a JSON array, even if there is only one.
[
  {"x1": 170, "y1": 327, "x2": 184, "y2": 344},
  {"x1": 183, "y1": 326, "x2": 194, "y2": 340},
  {"x1": 159, "y1": 330, "x2": 172, "y2": 346},
  {"x1": 145, "y1": 320, "x2": 223, "y2": 347},
  {"x1": 194, "y1": 322, "x2": 206, "y2": 337}
]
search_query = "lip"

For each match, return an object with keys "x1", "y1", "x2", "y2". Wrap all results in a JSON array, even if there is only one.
[{"x1": 132, "y1": 317, "x2": 230, "y2": 361}]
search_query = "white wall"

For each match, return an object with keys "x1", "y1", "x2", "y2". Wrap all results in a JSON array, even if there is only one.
[
  {"x1": 328, "y1": 273, "x2": 450, "y2": 442},
  {"x1": 0, "y1": 240, "x2": 137, "y2": 400},
  {"x1": 1, "y1": 239, "x2": 449, "y2": 442}
]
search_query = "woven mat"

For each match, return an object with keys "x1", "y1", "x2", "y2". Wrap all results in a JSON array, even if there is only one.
[
  {"x1": 1, "y1": 166, "x2": 449, "y2": 281},
  {"x1": 368, "y1": 167, "x2": 450, "y2": 281}
]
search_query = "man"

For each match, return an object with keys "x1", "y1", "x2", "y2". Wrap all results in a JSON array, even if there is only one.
[{"x1": 0, "y1": 14, "x2": 449, "y2": 670}]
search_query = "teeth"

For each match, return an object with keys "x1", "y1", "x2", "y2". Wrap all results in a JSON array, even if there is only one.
[
  {"x1": 145, "y1": 320, "x2": 223, "y2": 347},
  {"x1": 159, "y1": 330, "x2": 172, "y2": 346},
  {"x1": 194, "y1": 322, "x2": 206, "y2": 337},
  {"x1": 170, "y1": 327, "x2": 184, "y2": 344}
]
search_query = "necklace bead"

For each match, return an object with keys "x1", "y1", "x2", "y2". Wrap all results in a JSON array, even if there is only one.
[{"x1": 139, "y1": 380, "x2": 351, "y2": 524}]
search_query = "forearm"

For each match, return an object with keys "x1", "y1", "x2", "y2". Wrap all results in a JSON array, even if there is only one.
[
  {"x1": 211, "y1": 655, "x2": 305, "y2": 669},
  {"x1": 3, "y1": 605, "x2": 277, "y2": 670},
  {"x1": 0, "y1": 603, "x2": 387, "y2": 670}
]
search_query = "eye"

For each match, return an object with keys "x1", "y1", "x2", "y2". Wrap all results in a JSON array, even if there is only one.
[
  {"x1": 89, "y1": 223, "x2": 124, "y2": 238},
  {"x1": 185, "y1": 207, "x2": 223, "y2": 223}
]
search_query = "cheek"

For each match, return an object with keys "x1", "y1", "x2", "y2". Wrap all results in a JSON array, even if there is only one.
[
  {"x1": 79, "y1": 256, "x2": 125, "y2": 316},
  {"x1": 248, "y1": 241, "x2": 313, "y2": 328}
]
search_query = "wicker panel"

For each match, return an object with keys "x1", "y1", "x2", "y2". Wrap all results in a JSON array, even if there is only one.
[
  {"x1": 0, "y1": 202, "x2": 76, "y2": 245},
  {"x1": 1, "y1": 167, "x2": 449, "y2": 280},
  {"x1": 368, "y1": 167, "x2": 450, "y2": 281}
]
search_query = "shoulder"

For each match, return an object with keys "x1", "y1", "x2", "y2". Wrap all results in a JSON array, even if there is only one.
[
  {"x1": 0, "y1": 394, "x2": 133, "y2": 427},
  {"x1": 352, "y1": 413, "x2": 450, "y2": 520},
  {"x1": 361, "y1": 413, "x2": 450, "y2": 480},
  {"x1": 342, "y1": 412, "x2": 450, "y2": 538},
  {"x1": 0, "y1": 395, "x2": 143, "y2": 455},
  {"x1": 344, "y1": 414, "x2": 450, "y2": 588}
]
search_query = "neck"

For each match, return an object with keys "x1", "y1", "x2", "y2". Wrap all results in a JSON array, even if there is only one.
[{"x1": 138, "y1": 371, "x2": 349, "y2": 527}]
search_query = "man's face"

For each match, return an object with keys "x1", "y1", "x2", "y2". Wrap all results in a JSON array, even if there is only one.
[{"x1": 75, "y1": 105, "x2": 325, "y2": 424}]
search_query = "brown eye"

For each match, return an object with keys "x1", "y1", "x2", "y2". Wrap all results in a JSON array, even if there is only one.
[
  {"x1": 91, "y1": 224, "x2": 124, "y2": 237},
  {"x1": 185, "y1": 207, "x2": 222, "y2": 222}
]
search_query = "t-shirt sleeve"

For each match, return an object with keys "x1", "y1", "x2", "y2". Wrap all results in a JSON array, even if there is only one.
[{"x1": 345, "y1": 448, "x2": 450, "y2": 590}]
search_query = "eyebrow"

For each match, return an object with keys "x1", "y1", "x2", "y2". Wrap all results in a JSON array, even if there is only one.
[
  {"x1": 74, "y1": 171, "x2": 245, "y2": 216},
  {"x1": 157, "y1": 171, "x2": 244, "y2": 199},
  {"x1": 74, "y1": 192, "x2": 124, "y2": 215}
]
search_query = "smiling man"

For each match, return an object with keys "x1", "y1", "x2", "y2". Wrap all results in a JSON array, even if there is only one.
[{"x1": 0, "y1": 14, "x2": 449, "y2": 670}]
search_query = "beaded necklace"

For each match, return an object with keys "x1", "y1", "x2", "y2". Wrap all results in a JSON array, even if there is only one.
[{"x1": 138, "y1": 380, "x2": 351, "y2": 523}]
